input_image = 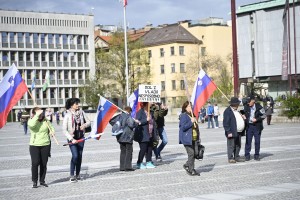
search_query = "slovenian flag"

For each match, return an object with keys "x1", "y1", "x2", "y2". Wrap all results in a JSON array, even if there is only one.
[
  {"x1": 0, "y1": 64, "x2": 28, "y2": 129},
  {"x1": 124, "y1": 0, "x2": 127, "y2": 7},
  {"x1": 91, "y1": 96, "x2": 118, "y2": 139},
  {"x1": 191, "y1": 69, "x2": 217, "y2": 119},
  {"x1": 128, "y1": 89, "x2": 140, "y2": 118}
]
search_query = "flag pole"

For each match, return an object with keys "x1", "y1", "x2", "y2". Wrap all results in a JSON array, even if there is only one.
[
  {"x1": 27, "y1": 89, "x2": 59, "y2": 145},
  {"x1": 215, "y1": 86, "x2": 230, "y2": 101},
  {"x1": 123, "y1": 0, "x2": 129, "y2": 106}
]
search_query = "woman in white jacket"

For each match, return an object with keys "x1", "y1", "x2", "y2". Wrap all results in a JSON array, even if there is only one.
[{"x1": 63, "y1": 98, "x2": 91, "y2": 182}]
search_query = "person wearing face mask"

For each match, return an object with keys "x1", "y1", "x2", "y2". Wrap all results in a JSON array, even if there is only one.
[
  {"x1": 244, "y1": 95, "x2": 266, "y2": 161},
  {"x1": 179, "y1": 101, "x2": 200, "y2": 176},
  {"x1": 223, "y1": 97, "x2": 246, "y2": 163},
  {"x1": 28, "y1": 107, "x2": 55, "y2": 188},
  {"x1": 63, "y1": 98, "x2": 91, "y2": 182}
]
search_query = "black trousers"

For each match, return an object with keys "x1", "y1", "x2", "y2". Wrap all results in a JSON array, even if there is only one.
[
  {"x1": 184, "y1": 143, "x2": 195, "y2": 172},
  {"x1": 137, "y1": 142, "x2": 153, "y2": 163},
  {"x1": 227, "y1": 135, "x2": 241, "y2": 160},
  {"x1": 267, "y1": 115, "x2": 272, "y2": 125},
  {"x1": 119, "y1": 142, "x2": 133, "y2": 170},
  {"x1": 29, "y1": 145, "x2": 51, "y2": 183}
]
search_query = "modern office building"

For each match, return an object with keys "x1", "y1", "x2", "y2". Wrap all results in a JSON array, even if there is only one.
[
  {"x1": 237, "y1": 0, "x2": 300, "y2": 98},
  {"x1": 0, "y1": 9, "x2": 95, "y2": 113}
]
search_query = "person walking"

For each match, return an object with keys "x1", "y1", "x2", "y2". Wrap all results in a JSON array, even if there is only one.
[
  {"x1": 244, "y1": 96, "x2": 266, "y2": 161},
  {"x1": 63, "y1": 98, "x2": 91, "y2": 182},
  {"x1": 135, "y1": 102, "x2": 156, "y2": 169},
  {"x1": 223, "y1": 97, "x2": 246, "y2": 163},
  {"x1": 213, "y1": 103, "x2": 220, "y2": 128},
  {"x1": 17, "y1": 110, "x2": 22, "y2": 122},
  {"x1": 153, "y1": 102, "x2": 168, "y2": 161},
  {"x1": 55, "y1": 111, "x2": 60, "y2": 125},
  {"x1": 28, "y1": 107, "x2": 54, "y2": 188},
  {"x1": 179, "y1": 101, "x2": 200, "y2": 176},
  {"x1": 116, "y1": 106, "x2": 139, "y2": 171},
  {"x1": 264, "y1": 101, "x2": 273, "y2": 125},
  {"x1": 21, "y1": 109, "x2": 30, "y2": 135},
  {"x1": 198, "y1": 107, "x2": 206, "y2": 123},
  {"x1": 206, "y1": 102, "x2": 215, "y2": 129}
]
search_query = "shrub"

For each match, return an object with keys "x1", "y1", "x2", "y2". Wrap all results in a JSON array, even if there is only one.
[{"x1": 281, "y1": 96, "x2": 300, "y2": 119}]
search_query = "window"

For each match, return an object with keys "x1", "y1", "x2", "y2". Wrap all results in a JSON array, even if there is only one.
[
  {"x1": 83, "y1": 35, "x2": 88, "y2": 45},
  {"x1": 77, "y1": 35, "x2": 82, "y2": 44},
  {"x1": 33, "y1": 33, "x2": 38, "y2": 44},
  {"x1": 36, "y1": 70, "x2": 40, "y2": 79},
  {"x1": 179, "y1": 46, "x2": 184, "y2": 55},
  {"x1": 48, "y1": 34, "x2": 53, "y2": 44},
  {"x1": 64, "y1": 70, "x2": 69, "y2": 79},
  {"x1": 34, "y1": 52, "x2": 39, "y2": 61},
  {"x1": 49, "y1": 52, "x2": 54, "y2": 62},
  {"x1": 2, "y1": 51, "x2": 8, "y2": 61},
  {"x1": 2, "y1": 32, "x2": 8, "y2": 43},
  {"x1": 71, "y1": 71, "x2": 76, "y2": 79},
  {"x1": 63, "y1": 34, "x2": 68, "y2": 45},
  {"x1": 78, "y1": 70, "x2": 83, "y2": 79},
  {"x1": 160, "y1": 48, "x2": 164, "y2": 57},
  {"x1": 41, "y1": 52, "x2": 46, "y2": 62},
  {"x1": 201, "y1": 47, "x2": 206, "y2": 56},
  {"x1": 63, "y1": 52, "x2": 68, "y2": 61},
  {"x1": 65, "y1": 88, "x2": 70, "y2": 98},
  {"x1": 50, "y1": 89, "x2": 55, "y2": 98},
  {"x1": 19, "y1": 51, "x2": 24, "y2": 61},
  {"x1": 160, "y1": 65, "x2": 165, "y2": 74},
  {"x1": 148, "y1": 50, "x2": 152, "y2": 59},
  {"x1": 161, "y1": 81, "x2": 165, "y2": 91},
  {"x1": 36, "y1": 89, "x2": 40, "y2": 99},
  {"x1": 10, "y1": 32, "x2": 15, "y2": 42},
  {"x1": 170, "y1": 46, "x2": 174, "y2": 55},
  {"x1": 180, "y1": 63, "x2": 185, "y2": 73},
  {"x1": 26, "y1": 52, "x2": 31, "y2": 61},
  {"x1": 18, "y1": 33, "x2": 23, "y2": 43},
  {"x1": 41, "y1": 34, "x2": 45, "y2": 44},
  {"x1": 172, "y1": 80, "x2": 176, "y2": 90},
  {"x1": 180, "y1": 80, "x2": 185, "y2": 90},
  {"x1": 78, "y1": 53, "x2": 82, "y2": 62},
  {"x1": 11, "y1": 51, "x2": 16, "y2": 61},
  {"x1": 171, "y1": 63, "x2": 175, "y2": 73},
  {"x1": 55, "y1": 34, "x2": 60, "y2": 44},
  {"x1": 25, "y1": 33, "x2": 30, "y2": 43}
]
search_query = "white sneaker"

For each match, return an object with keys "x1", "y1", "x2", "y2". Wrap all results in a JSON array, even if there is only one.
[{"x1": 215, "y1": 127, "x2": 219, "y2": 129}]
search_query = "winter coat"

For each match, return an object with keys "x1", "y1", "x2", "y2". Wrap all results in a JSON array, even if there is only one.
[
  {"x1": 135, "y1": 108, "x2": 150, "y2": 142},
  {"x1": 117, "y1": 112, "x2": 138, "y2": 143},
  {"x1": 179, "y1": 112, "x2": 199, "y2": 145},
  {"x1": 244, "y1": 103, "x2": 266, "y2": 132},
  {"x1": 223, "y1": 106, "x2": 246, "y2": 138}
]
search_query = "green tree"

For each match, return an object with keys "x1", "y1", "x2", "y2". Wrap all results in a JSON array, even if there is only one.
[{"x1": 82, "y1": 31, "x2": 151, "y2": 107}]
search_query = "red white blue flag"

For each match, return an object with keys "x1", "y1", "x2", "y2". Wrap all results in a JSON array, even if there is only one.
[
  {"x1": 191, "y1": 69, "x2": 217, "y2": 119},
  {"x1": 91, "y1": 96, "x2": 118, "y2": 139},
  {"x1": 0, "y1": 64, "x2": 27, "y2": 128},
  {"x1": 124, "y1": 0, "x2": 127, "y2": 7},
  {"x1": 128, "y1": 89, "x2": 140, "y2": 118}
]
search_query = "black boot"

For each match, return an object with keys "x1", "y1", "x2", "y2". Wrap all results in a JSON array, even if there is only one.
[{"x1": 32, "y1": 182, "x2": 38, "y2": 188}]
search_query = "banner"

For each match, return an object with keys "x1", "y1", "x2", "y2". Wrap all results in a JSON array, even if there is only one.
[{"x1": 138, "y1": 85, "x2": 161, "y2": 103}]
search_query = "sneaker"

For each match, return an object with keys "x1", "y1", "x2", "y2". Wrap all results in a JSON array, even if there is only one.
[
  {"x1": 254, "y1": 157, "x2": 260, "y2": 161},
  {"x1": 183, "y1": 164, "x2": 189, "y2": 172},
  {"x1": 32, "y1": 182, "x2": 38, "y2": 188},
  {"x1": 40, "y1": 182, "x2": 48, "y2": 187},
  {"x1": 125, "y1": 168, "x2": 135, "y2": 171},
  {"x1": 228, "y1": 159, "x2": 236, "y2": 163},
  {"x1": 215, "y1": 127, "x2": 219, "y2": 129},
  {"x1": 76, "y1": 175, "x2": 82, "y2": 180},
  {"x1": 235, "y1": 156, "x2": 245, "y2": 162},
  {"x1": 70, "y1": 176, "x2": 77, "y2": 183},
  {"x1": 245, "y1": 157, "x2": 250, "y2": 161},
  {"x1": 156, "y1": 156, "x2": 162, "y2": 162},
  {"x1": 146, "y1": 161, "x2": 156, "y2": 169},
  {"x1": 136, "y1": 163, "x2": 146, "y2": 169},
  {"x1": 187, "y1": 169, "x2": 200, "y2": 176}
]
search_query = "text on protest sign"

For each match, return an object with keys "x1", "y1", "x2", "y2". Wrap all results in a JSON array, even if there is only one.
[{"x1": 138, "y1": 85, "x2": 161, "y2": 102}]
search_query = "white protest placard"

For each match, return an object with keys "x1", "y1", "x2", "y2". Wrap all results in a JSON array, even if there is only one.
[{"x1": 138, "y1": 85, "x2": 161, "y2": 103}]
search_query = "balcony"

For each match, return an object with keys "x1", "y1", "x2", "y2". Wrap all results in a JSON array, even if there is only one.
[
  {"x1": 49, "y1": 61, "x2": 55, "y2": 67},
  {"x1": 41, "y1": 43, "x2": 47, "y2": 49},
  {"x1": 48, "y1": 44, "x2": 54, "y2": 49},
  {"x1": 59, "y1": 98, "x2": 64, "y2": 105},
  {"x1": 56, "y1": 44, "x2": 61, "y2": 49},
  {"x1": 3, "y1": 61, "x2": 10, "y2": 66},
  {"x1": 42, "y1": 62, "x2": 47, "y2": 67},
  {"x1": 11, "y1": 61, "x2": 18, "y2": 66},
  {"x1": 43, "y1": 99, "x2": 49, "y2": 105},
  {"x1": 34, "y1": 61, "x2": 40, "y2": 67},
  {"x1": 19, "y1": 61, "x2": 25, "y2": 66},
  {"x1": 26, "y1": 43, "x2": 32, "y2": 48},
  {"x1": 63, "y1": 44, "x2": 69, "y2": 49},
  {"x1": 71, "y1": 62, "x2": 76, "y2": 67},
  {"x1": 58, "y1": 80, "x2": 63, "y2": 85},
  {"x1": 70, "y1": 44, "x2": 75, "y2": 49},
  {"x1": 57, "y1": 62, "x2": 62, "y2": 67},
  {"x1": 50, "y1": 80, "x2": 56, "y2": 84},
  {"x1": 10, "y1": 43, "x2": 17, "y2": 48},
  {"x1": 18, "y1": 43, "x2": 24, "y2": 48},
  {"x1": 64, "y1": 62, "x2": 69, "y2": 67},
  {"x1": 35, "y1": 79, "x2": 42, "y2": 85},
  {"x1": 84, "y1": 45, "x2": 88, "y2": 50},
  {"x1": 26, "y1": 61, "x2": 33, "y2": 66},
  {"x1": 85, "y1": 62, "x2": 89, "y2": 67},
  {"x1": 28, "y1": 99, "x2": 34, "y2": 105},
  {"x1": 2, "y1": 43, "x2": 8, "y2": 48},
  {"x1": 50, "y1": 99, "x2": 56, "y2": 104},
  {"x1": 78, "y1": 44, "x2": 83, "y2": 49},
  {"x1": 78, "y1": 79, "x2": 84, "y2": 84},
  {"x1": 36, "y1": 99, "x2": 42, "y2": 105},
  {"x1": 71, "y1": 80, "x2": 77, "y2": 84},
  {"x1": 64, "y1": 80, "x2": 70, "y2": 84},
  {"x1": 78, "y1": 62, "x2": 83, "y2": 67},
  {"x1": 34, "y1": 43, "x2": 39, "y2": 48}
]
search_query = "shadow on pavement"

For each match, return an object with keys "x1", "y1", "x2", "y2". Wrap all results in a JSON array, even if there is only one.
[{"x1": 196, "y1": 164, "x2": 216, "y2": 173}]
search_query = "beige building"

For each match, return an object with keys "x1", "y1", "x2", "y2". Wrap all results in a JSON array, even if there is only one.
[{"x1": 142, "y1": 18, "x2": 232, "y2": 107}]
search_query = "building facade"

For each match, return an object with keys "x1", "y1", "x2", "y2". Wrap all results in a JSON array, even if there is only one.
[
  {"x1": 237, "y1": 0, "x2": 300, "y2": 98},
  {"x1": 0, "y1": 9, "x2": 95, "y2": 113}
]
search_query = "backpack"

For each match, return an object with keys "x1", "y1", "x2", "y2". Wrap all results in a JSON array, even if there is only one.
[{"x1": 109, "y1": 113, "x2": 124, "y2": 136}]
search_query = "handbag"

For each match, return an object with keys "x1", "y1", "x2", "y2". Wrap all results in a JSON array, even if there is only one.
[
  {"x1": 133, "y1": 126, "x2": 143, "y2": 142},
  {"x1": 194, "y1": 140, "x2": 205, "y2": 160}
]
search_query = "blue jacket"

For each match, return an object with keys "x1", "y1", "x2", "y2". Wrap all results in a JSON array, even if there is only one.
[
  {"x1": 207, "y1": 105, "x2": 214, "y2": 115},
  {"x1": 179, "y1": 112, "x2": 194, "y2": 145},
  {"x1": 135, "y1": 108, "x2": 150, "y2": 142}
]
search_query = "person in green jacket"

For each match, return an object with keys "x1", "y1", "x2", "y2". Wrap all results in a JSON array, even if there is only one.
[{"x1": 28, "y1": 107, "x2": 55, "y2": 188}]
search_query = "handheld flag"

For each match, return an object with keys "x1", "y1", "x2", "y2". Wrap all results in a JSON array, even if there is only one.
[
  {"x1": 124, "y1": 0, "x2": 127, "y2": 7},
  {"x1": 0, "y1": 64, "x2": 28, "y2": 128},
  {"x1": 128, "y1": 89, "x2": 140, "y2": 118},
  {"x1": 90, "y1": 96, "x2": 118, "y2": 139},
  {"x1": 190, "y1": 69, "x2": 217, "y2": 119},
  {"x1": 42, "y1": 71, "x2": 50, "y2": 91}
]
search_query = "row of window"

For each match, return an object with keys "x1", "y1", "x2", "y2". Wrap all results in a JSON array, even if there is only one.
[
  {"x1": 148, "y1": 46, "x2": 207, "y2": 58},
  {"x1": 20, "y1": 69, "x2": 88, "y2": 80},
  {"x1": 1, "y1": 51, "x2": 89, "y2": 62},
  {"x1": 21, "y1": 87, "x2": 79, "y2": 100},
  {"x1": 161, "y1": 80, "x2": 186, "y2": 91},
  {"x1": 0, "y1": 16, "x2": 88, "y2": 28},
  {"x1": 1, "y1": 32, "x2": 88, "y2": 45},
  {"x1": 160, "y1": 63, "x2": 185, "y2": 74}
]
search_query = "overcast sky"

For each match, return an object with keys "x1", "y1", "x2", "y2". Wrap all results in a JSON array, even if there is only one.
[{"x1": 0, "y1": 0, "x2": 262, "y2": 29}]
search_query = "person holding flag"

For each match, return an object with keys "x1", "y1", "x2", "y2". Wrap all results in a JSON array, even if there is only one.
[{"x1": 63, "y1": 98, "x2": 91, "y2": 182}]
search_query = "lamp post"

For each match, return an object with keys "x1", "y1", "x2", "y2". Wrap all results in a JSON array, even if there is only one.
[{"x1": 56, "y1": 48, "x2": 60, "y2": 110}]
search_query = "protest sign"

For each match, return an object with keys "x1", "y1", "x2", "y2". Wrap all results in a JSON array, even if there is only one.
[{"x1": 138, "y1": 85, "x2": 161, "y2": 102}]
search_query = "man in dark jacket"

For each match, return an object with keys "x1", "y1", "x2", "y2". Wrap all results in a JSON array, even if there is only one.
[
  {"x1": 244, "y1": 96, "x2": 266, "y2": 161},
  {"x1": 223, "y1": 97, "x2": 246, "y2": 163},
  {"x1": 153, "y1": 103, "x2": 168, "y2": 161}
]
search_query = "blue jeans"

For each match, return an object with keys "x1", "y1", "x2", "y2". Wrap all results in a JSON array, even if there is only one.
[
  {"x1": 23, "y1": 121, "x2": 28, "y2": 134},
  {"x1": 154, "y1": 127, "x2": 168, "y2": 158},
  {"x1": 69, "y1": 141, "x2": 85, "y2": 176},
  {"x1": 207, "y1": 115, "x2": 214, "y2": 128},
  {"x1": 245, "y1": 125, "x2": 261, "y2": 159}
]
